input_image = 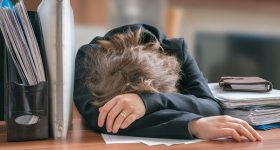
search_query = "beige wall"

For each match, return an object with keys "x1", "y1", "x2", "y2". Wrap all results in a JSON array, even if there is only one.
[{"x1": 178, "y1": 6, "x2": 280, "y2": 54}]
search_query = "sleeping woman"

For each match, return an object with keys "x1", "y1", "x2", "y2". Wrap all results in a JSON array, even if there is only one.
[{"x1": 74, "y1": 24, "x2": 262, "y2": 142}]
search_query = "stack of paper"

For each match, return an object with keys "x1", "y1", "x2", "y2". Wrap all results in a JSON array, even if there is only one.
[
  {"x1": 209, "y1": 83, "x2": 280, "y2": 109},
  {"x1": 209, "y1": 83, "x2": 280, "y2": 126},
  {"x1": 0, "y1": 0, "x2": 45, "y2": 85},
  {"x1": 101, "y1": 134, "x2": 204, "y2": 146},
  {"x1": 224, "y1": 107, "x2": 280, "y2": 126}
]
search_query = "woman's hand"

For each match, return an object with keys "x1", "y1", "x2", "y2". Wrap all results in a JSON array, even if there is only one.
[
  {"x1": 188, "y1": 115, "x2": 263, "y2": 142},
  {"x1": 98, "y1": 93, "x2": 146, "y2": 133}
]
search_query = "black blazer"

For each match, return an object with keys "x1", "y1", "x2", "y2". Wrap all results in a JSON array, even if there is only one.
[{"x1": 74, "y1": 24, "x2": 222, "y2": 139}]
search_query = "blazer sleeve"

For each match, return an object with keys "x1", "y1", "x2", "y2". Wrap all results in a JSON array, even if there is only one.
[
  {"x1": 74, "y1": 44, "x2": 221, "y2": 139},
  {"x1": 138, "y1": 40, "x2": 222, "y2": 116}
]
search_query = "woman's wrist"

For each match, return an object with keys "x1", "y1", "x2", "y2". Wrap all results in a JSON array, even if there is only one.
[{"x1": 188, "y1": 118, "x2": 201, "y2": 138}]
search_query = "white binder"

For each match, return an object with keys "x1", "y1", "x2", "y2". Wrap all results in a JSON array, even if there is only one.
[{"x1": 37, "y1": 0, "x2": 75, "y2": 139}]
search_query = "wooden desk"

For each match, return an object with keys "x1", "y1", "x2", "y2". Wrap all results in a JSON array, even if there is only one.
[{"x1": 0, "y1": 119, "x2": 279, "y2": 150}]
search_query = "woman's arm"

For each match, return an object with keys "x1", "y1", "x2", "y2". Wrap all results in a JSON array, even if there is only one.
[{"x1": 74, "y1": 92, "x2": 201, "y2": 139}]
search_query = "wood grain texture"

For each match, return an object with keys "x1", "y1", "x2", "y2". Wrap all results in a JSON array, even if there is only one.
[{"x1": 0, "y1": 119, "x2": 280, "y2": 150}]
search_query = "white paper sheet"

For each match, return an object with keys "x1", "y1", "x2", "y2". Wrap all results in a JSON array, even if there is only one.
[{"x1": 101, "y1": 134, "x2": 204, "y2": 146}]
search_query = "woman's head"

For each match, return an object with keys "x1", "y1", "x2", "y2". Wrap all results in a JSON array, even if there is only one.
[{"x1": 85, "y1": 28, "x2": 181, "y2": 107}]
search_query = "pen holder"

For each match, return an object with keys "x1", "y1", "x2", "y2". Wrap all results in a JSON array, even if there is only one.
[{"x1": 5, "y1": 82, "x2": 48, "y2": 142}]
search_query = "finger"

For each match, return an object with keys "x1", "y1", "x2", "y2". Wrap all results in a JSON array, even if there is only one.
[
  {"x1": 106, "y1": 101, "x2": 124, "y2": 132},
  {"x1": 227, "y1": 117, "x2": 263, "y2": 141},
  {"x1": 223, "y1": 122, "x2": 256, "y2": 142},
  {"x1": 219, "y1": 128, "x2": 242, "y2": 142},
  {"x1": 120, "y1": 114, "x2": 138, "y2": 129},
  {"x1": 237, "y1": 119, "x2": 263, "y2": 141},
  {"x1": 98, "y1": 99, "x2": 117, "y2": 127},
  {"x1": 112, "y1": 109, "x2": 133, "y2": 133}
]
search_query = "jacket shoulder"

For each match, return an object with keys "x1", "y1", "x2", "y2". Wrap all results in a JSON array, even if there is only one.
[{"x1": 162, "y1": 37, "x2": 189, "y2": 63}]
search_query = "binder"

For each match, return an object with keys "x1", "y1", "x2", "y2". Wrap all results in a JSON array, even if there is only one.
[
  {"x1": 3, "y1": 11, "x2": 49, "y2": 142},
  {"x1": 219, "y1": 77, "x2": 273, "y2": 92},
  {"x1": 38, "y1": 0, "x2": 75, "y2": 139}
]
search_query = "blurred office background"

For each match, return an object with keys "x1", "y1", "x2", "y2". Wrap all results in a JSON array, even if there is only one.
[
  {"x1": 13, "y1": 0, "x2": 280, "y2": 89},
  {"x1": 70, "y1": 0, "x2": 280, "y2": 89},
  {"x1": 1, "y1": 0, "x2": 280, "y2": 120}
]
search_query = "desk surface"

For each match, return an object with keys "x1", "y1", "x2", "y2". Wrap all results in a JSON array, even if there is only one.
[{"x1": 0, "y1": 119, "x2": 279, "y2": 150}]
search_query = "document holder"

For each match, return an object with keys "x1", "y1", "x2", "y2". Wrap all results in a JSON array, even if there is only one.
[
  {"x1": 3, "y1": 11, "x2": 49, "y2": 142},
  {"x1": 5, "y1": 81, "x2": 48, "y2": 142}
]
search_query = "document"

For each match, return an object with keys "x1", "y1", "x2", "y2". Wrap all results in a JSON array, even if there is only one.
[
  {"x1": 101, "y1": 134, "x2": 204, "y2": 146},
  {"x1": 0, "y1": 0, "x2": 46, "y2": 85},
  {"x1": 224, "y1": 107, "x2": 280, "y2": 125}
]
